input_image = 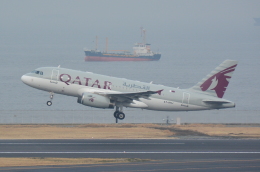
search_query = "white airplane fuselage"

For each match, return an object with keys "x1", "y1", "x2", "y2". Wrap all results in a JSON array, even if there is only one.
[{"x1": 21, "y1": 63, "x2": 236, "y2": 116}]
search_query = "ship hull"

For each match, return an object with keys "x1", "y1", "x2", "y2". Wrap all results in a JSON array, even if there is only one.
[
  {"x1": 84, "y1": 51, "x2": 161, "y2": 61},
  {"x1": 85, "y1": 56, "x2": 159, "y2": 61}
]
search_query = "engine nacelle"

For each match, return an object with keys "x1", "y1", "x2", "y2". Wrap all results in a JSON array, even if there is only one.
[{"x1": 77, "y1": 93, "x2": 114, "y2": 109}]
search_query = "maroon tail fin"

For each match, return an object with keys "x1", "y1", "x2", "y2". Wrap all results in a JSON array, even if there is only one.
[{"x1": 189, "y1": 60, "x2": 238, "y2": 98}]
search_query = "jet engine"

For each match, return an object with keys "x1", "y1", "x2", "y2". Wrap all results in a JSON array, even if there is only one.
[{"x1": 77, "y1": 92, "x2": 114, "y2": 109}]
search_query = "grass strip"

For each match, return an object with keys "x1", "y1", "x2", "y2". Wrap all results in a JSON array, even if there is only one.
[{"x1": 0, "y1": 157, "x2": 151, "y2": 167}]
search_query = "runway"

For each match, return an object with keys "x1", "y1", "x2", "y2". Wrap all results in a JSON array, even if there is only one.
[{"x1": 1, "y1": 139, "x2": 260, "y2": 171}]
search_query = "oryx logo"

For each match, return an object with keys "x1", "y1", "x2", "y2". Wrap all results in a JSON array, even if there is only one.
[
  {"x1": 89, "y1": 97, "x2": 95, "y2": 102},
  {"x1": 200, "y1": 64, "x2": 237, "y2": 98}
]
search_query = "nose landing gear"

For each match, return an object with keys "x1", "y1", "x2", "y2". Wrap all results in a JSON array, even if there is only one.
[
  {"x1": 47, "y1": 92, "x2": 54, "y2": 106},
  {"x1": 47, "y1": 101, "x2": 52, "y2": 106}
]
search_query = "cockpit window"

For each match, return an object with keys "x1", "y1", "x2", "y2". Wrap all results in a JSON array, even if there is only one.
[{"x1": 31, "y1": 70, "x2": 43, "y2": 75}]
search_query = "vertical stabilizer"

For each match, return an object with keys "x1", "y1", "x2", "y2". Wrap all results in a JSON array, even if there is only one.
[{"x1": 189, "y1": 60, "x2": 238, "y2": 98}]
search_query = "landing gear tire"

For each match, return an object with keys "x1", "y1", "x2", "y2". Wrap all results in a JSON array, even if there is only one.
[
  {"x1": 113, "y1": 111, "x2": 125, "y2": 120},
  {"x1": 47, "y1": 101, "x2": 52, "y2": 106},
  {"x1": 114, "y1": 111, "x2": 119, "y2": 118},
  {"x1": 117, "y1": 112, "x2": 125, "y2": 120}
]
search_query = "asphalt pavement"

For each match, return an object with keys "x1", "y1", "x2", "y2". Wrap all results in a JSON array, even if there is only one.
[{"x1": 0, "y1": 139, "x2": 260, "y2": 171}]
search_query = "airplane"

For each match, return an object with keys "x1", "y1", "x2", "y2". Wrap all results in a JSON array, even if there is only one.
[{"x1": 21, "y1": 60, "x2": 238, "y2": 120}]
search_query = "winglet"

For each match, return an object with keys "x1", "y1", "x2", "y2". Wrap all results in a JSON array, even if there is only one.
[{"x1": 156, "y1": 89, "x2": 164, "y2": 95}]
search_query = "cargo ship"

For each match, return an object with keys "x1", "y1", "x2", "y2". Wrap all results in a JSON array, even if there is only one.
[{"x1": 84, "y1": 30, "x2": 161, "y2": 61}]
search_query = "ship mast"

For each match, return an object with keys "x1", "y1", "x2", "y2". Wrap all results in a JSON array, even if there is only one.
[
  {"x1": 95, "y1": 36, "x2": 98, "y2": 50},
  {"x1": 106, "y1": 37, "x2": 108, "y2": 53},
  {"x1": 140, "y1": 27, "x2": 146, "y2": 45},
  {"x1": 143, "y1": 29, "x2": 146, "y2": 45}
]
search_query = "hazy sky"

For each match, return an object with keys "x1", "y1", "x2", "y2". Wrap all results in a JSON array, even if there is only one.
[
  {"x1": 1, "y1": 0, "x2": 260, "y2": 47},
  {"x1": 1, "y1": 0, "x2": 260, "y2": 117}
]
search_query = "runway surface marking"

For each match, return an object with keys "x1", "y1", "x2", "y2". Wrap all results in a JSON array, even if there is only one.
[
  {"x1": 0, "y1": 143, "x2": 185, "y2": 145},
  {"x1": 1, "y1": 152, "x2": 260, "y2": 154}
]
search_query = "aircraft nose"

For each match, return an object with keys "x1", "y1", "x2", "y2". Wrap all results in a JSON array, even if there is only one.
[{"x1": 21, "y1": 75, "x2": 30, "y2": 85}]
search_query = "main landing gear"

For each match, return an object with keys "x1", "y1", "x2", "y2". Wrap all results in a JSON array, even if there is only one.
[
  {"x1": 114, "y1": 106, "x2": 125, "y2": 120},
  {"x1": 47, "y1": 92, "x2": 54, "y2": 106}
]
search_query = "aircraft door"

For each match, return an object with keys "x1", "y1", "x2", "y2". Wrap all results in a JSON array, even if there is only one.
[
  {"x1": 50, "y1": 69, "x2": 59, "y2": 84},
  {"x1": 181, "y1": 92, "x2": 190, "y2": 107}
]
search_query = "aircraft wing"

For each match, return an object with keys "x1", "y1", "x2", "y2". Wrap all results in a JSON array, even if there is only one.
[
  {"x1": 97, "y1": 90, "x2": 161, "y2": 102},
  {"x1": 78, "y1": 87, "x2": 163, "y2": 103}
]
